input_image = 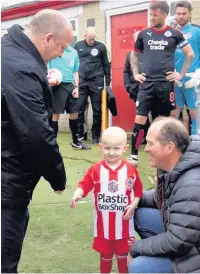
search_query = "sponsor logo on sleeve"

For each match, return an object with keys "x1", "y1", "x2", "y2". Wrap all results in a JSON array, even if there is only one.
[
  {"x1": 69, "y1": 60, "x2": 75, "y2": 66},
  {"x1": 184, "y1": 32, "x2": 192, "y2": 39},
  {"x1": 179, "y1": 40, "x2": 189, "y2": 48}
]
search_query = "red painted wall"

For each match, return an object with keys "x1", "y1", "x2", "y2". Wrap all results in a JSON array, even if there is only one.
[{"x1": 111, "y1": 11, "x2": 148, "y2": 131}]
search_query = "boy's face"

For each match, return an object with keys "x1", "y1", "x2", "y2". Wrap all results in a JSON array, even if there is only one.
[{"x1": 99, "y1": 139, "x2": 128, "y2": 165}]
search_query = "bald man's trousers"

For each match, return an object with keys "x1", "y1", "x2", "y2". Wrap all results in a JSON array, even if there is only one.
[{"x1": 78, "y1": 77, "x2": 104, "y2": 140}]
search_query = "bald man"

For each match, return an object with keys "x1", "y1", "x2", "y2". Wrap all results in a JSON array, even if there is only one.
[
  {"x1": 74, "y1": 27, "x2": 111, "y2": 144},
  {"x1": 1, "y1": 9, "x2": 73, "y2": 273}
]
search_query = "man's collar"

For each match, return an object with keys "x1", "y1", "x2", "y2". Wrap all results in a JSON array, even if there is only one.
[
  {"x1": 66, "y1": 46, "x2": 72, "y2": 52},
  {"x1": 177, "y1": 22, "x2": 191, "y2": 29}
]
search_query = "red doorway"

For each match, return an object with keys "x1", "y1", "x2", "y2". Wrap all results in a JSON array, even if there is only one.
[{"x1": 111, "y1": 10, "x2": 147, "y2": 131}]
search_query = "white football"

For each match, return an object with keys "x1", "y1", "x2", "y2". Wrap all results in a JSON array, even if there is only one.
[{"x1": 47, "y1": 68, "x2": 63, "y2": 86}]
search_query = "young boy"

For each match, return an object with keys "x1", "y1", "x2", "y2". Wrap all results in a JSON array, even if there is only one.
[{"x1": 70, "y1": 127, "x2": 143, "y2": 273}]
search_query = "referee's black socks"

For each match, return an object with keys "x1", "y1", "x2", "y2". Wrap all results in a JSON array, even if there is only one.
[{"x1": 69, "y1": 119, "x2": 79, "y2": 143}]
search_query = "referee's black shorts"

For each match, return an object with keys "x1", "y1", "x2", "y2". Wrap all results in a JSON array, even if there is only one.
[
  {"x1": 136, "y1": 81, "x2": 176, "y2": 117},
  {"x1": 51, "y1": 83, "x2": 79, "y2": 114}
]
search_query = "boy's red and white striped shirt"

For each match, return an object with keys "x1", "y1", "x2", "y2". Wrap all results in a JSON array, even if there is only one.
[{"x1": 78, "y1": 160, "x2": 143, "y2": 240}]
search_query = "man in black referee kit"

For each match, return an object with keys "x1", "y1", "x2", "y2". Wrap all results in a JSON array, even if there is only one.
[
  {"x1": 128, "y1": 0, "x2": 194, "y2": 165},
  {"x1": 74, "y1": 27, "x2": 111, "y2": 144}
]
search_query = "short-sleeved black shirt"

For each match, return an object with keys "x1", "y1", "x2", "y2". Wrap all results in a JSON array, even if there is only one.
[{"x1": 134, "y1": 26, "x2": 188, "y2": 81}]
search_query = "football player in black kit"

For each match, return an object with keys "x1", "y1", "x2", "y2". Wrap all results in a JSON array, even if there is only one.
[{"x1": 128, "y1": 1, "x2": 194, "y2": 165}]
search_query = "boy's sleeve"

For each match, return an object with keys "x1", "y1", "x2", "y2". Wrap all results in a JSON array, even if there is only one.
[
  {"x1": 133, "y1": 167, "x2": 143, "y2": 198},
  {"x1": 78, "y1": 166, "x2": 94, "y2": 197}
]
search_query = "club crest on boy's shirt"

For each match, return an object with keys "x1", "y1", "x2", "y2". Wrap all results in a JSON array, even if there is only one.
[
  {"x1": 108, "y1": 180, "x2": 118, "y2": 193},
  {"x1": 125, "y1": 177, "x2": 136, "y2": 190}
]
